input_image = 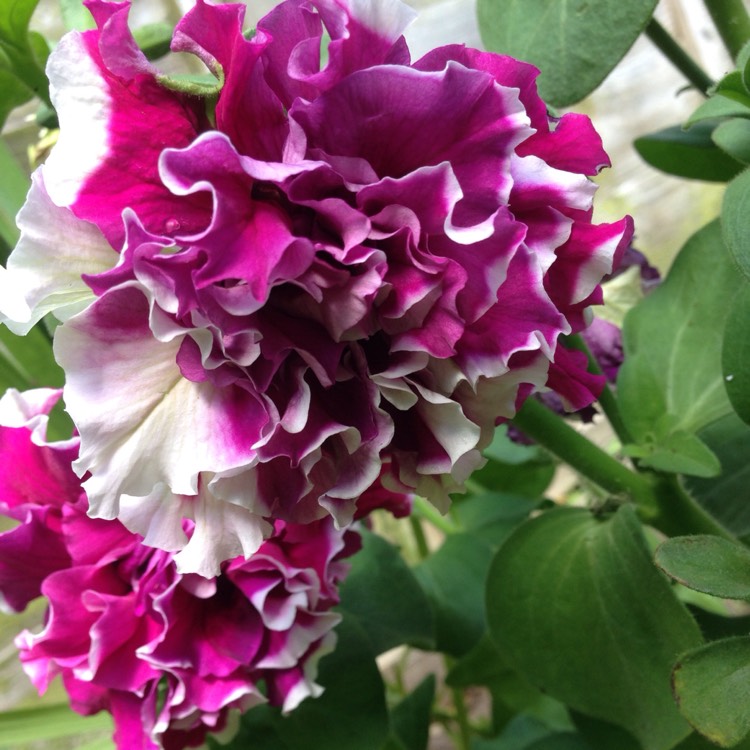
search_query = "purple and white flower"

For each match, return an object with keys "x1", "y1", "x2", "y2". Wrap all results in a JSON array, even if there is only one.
[
  {"x1": 1, "y1": 0, "x2": 632, "y2": 574},
  {"x1": 0, "y1": 387, "x2": 359, "y2": 750}
]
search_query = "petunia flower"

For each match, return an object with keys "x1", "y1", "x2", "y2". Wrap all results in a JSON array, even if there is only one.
[
  {"x1": 0, "y1": 387, "x2": 360, "y2": 750},
  {"x1": 0, "y1": 0, "x2": 632, "y2": 574}
]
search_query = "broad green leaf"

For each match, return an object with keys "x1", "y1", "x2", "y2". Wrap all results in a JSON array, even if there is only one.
[
  {"x1": 526, "y1": 736, "x2": 592, "y2": 750},
  {"x1": 338, "y1": 529, "x2": 434, "y2": 654},
  {"x1": 723, "y1": 169, "x2": 750, "y2": 281},
  {"x1": 686, "y1": 94, "x2": 750, "y2": 126},
  {"x1": 0, "y1": 136, "x2": 28, "y2": 257},
  {"x1": 682, "y1": 414, "x2": 750, "y2": 537},
  {"x1": 487, "y1": 506, "x2": 702, "y2": 750},
  {"x1": 413, "y1": 533, "x2": 494, "y2": 656},
  {"x1": 634, "y1": 123, "x2": 744, "y2": 182},
  {"x1": 723, "y1": 284, "x2": 750, "y2": 424},
  {"x1": 454, "y1": 492, "x2": 540, "y2": 548},
  {"x1": 213, "y1": 616, "x2": 389, "y2": 750},
  {"x1": 571, "y1": 713, "x2": 641, "y2": 750},
  {"x1": 618, "y1": 220, "x2": 744, "y2": 472},
  {"x1": 388, "y1": 675, "x2": 435, "y2": 750},
  {"x1": 656, "y1": 536, "x2": 750, "y2": 599},
  {"x1": 677, "y1": 732, "x2": 750, "y2": 750},
  {"x1": 713, "y1": 118, "x2": 750, "y2": 164},
  {"x1": 0, "y1": 703, "x2": 112, "y2": 747},
  {"x1": 672, "y1": 636, "x2": 750, "y2": 747},
  {"x1": 476, "y1": 0, "x2": 658, "y2": 107}
]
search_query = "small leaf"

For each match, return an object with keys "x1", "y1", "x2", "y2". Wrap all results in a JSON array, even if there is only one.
[
  {"x1": 634, "y1": 122, "x2": 744, "y2": 182},
  {"x1": 0, "y1": 703, "x2": 112, "y2": 747},
  {"x1": 476, "y1": 0, "x2": 658, "y2": 107},
  {"x1": 413, "y1": 533, "x2": 494, "y2": 656},
  {"x1": 487, "y1": 506, "x2": 702, "y2": 750},
  {"x1": 656, "y1": 536, "x2": 750, "y2": 600},
  {"x1": 338, "y1": 529, "x2": 434, "y2": 654},
  {"x1": 624, "y1": 430, "x2": 721, "y2": 477},
  {"x1": 713, "y1": 118, "x2": 750, "y2": 163},
  {"x1": 723, "y1": 283, "x2": 750, "y2": 424},
  {"x1": 673, "y1": 636, "x2": 750, "y2": 747},
  {"x1": 682, "y1": 414, "x2": 750, "y2": 537},
  {"x1": 686, "y1": 94, "x2": 750, "y2": 126}
]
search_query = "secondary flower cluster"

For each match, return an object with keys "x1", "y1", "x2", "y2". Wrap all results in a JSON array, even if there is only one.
[
  {"x1": 0, "y1": 0, "x2": 632, "y2": 577},
  {"x1": 0, "y1": 388, "x2": 359, "y2": 749}
]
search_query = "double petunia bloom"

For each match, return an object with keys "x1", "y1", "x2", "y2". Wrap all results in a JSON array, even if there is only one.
[
  {"x1": 1, "y1": 0, "x2": 631, "y2": 576},
  {"x1": 0, "y1": 387, "x2": 360, "y2": 749}
]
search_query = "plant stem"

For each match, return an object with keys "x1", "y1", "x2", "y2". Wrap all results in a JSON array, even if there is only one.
[
  {"x1": 645, "y1": 18, "x2": 714, "y2": 95},
  {"x1": 565, "y1": 334, "x2": 633, "y2": 445},
  {"x1": 409, "y1": 515, "x2": 431, "y2": 560},
  {"x1": 511, "y1": 397, "x2": 658, "y2": 506},
  {"x1": 413, "y1": 496, "x2": 458, "y2": 535},
  {"x1": 703, "y1": 0, "x2": 750, "y2": 60}
]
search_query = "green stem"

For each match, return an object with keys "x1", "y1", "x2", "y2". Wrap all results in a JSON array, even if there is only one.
[
  {"x1": 645, "y1": 18, "x2": 714, "y2": 95},
  {"x1": 412, "y1": 496, "x2": 458, "y2": 535},
  {"x1": 448, "y1": 678, "x2": 472, "y2": 750},
  {"x1": 703, "y1": 0, "x2": 750, "y2": 60},
  {"x1": 565, "y1": 334, "x2": 633, "y2": 445},
  {"x1": 511, "y1": 398, "x2": 658, "y2": 506},
  {"x1": 409, "y1": 515, "x2": 430, "y2": 560}
]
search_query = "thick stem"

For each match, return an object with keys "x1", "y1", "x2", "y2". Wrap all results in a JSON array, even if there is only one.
[
  {"x1": 703, "y1": 0, "x2": 750, "y2": 60},
  {"x1": 645, "y1": 18, "x2": 714, "y2": 95},
  {"x1": 511, "y1": 398, "x2": 659, "y2": 506},
  {"x1": 565, "y1": 334, "x2": 633, "y2": 446}
]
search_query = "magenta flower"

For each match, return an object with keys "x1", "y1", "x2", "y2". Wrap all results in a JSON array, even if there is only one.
[
  {"x1": 0, "y1": 388, "x2": 359, "y2": 750},
  {"x1": 0, "y1": 0, "x2": 632, "y2": 574}
]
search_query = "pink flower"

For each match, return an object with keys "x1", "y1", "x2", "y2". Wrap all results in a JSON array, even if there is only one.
[
  {"x1": 0, "y1": 388, "x2": 359, "y2": 750},
  {"x1": 1, "y1": 0, "x2": 632, "y2": 573}
]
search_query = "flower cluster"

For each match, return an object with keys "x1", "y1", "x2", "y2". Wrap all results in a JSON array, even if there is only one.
[
  {"x1": 0, "y1": 0, "x2": 632, "y2": 575},
  {"x1": 0, "y1": 388, "x2": 359, "y2": 750}
]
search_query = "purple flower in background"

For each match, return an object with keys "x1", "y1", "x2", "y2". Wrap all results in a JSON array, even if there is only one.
[
  {"x1": 0, "y1": 0, "x2": 632, "y2": 574},
  {"x1": 0, "y1": 388, "x2": 359, "y2": 750}
]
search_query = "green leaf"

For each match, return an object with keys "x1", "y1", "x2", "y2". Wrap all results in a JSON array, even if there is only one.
[
  {"x1": 623, "y1": 429, "x2": 721, "y2": 477},
  {"x1": 213, "y1": 616, "x2": 389, "y2": 750},
  {"x1": 723, "y1": 169, "x2": 750, "y2": 281},
  {"x1": 0, "y1": 136, "x2": 28, "y2": 257},
  {"x1": 0, "y1": 325, "x2": 64, "y2": 390},
  {"x1": 713, "y1": 118, "x2": 750, "y2": 164},
  {"x1": 618, "y1": 220, "x2": 744, "y2": 473},
  {"x1": 0, "y1": 0, "x2": 39, "y2": 46},
  {"x1": 634, "y1": 122, "x2": 745, "y2": 182},
  {"x1": 487, "y1": 505, "x2": 702, "y2": 750},
  {"x1": 0, "y1": 703, "x2": 112, "y2": 747},
  {"x1": 525, "y1": 735, "x2": 592, "y2": 750},
  {"x1": 455, "y1": 492, "x2": 540, "y2": 548},
  {"x1": 132, "y1": 22, "x2": 173, "y2": 61},
  {"x1": 476, "y1": 0, "x2": 658, "y2": 107},
  {"x1": 656, "y1": 536, "x2": 750, "y2": 599},
  {"x1": 682, "y1": 414, "x2": 750, "y2": 537},
  {"x1": 388, "y1": 675, "x2": 435, "y2": 750},
  {"x1": 672, "y1": 636, "x2": 750, "y2": 747},
  {"x1": 723, "y1": 284, "x2": 750, "y2": 424},
  {"x1": 413, "y1": 533, "x2": 494, "y2": 656},
  {"x1": 571, "y1": 713, "x2": 641, "y2": 750},
  {"x1": 687, "y1": 94, "x2": 750, "y2": 126},
  {"x1": 338, "y1": 530, "x2": 434, "y2": 654},
  {"x1": 0, "y1": 67, "x2": 33, "y2": 130}
]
